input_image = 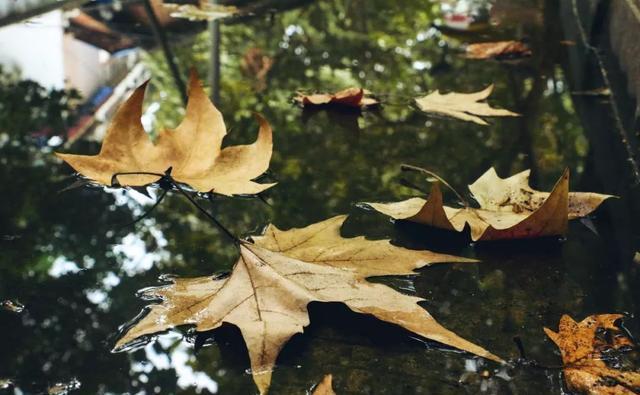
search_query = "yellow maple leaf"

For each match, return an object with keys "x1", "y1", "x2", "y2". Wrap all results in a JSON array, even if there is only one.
[
  {"x1": 414, "y1": 85, "x2": 519, "y2": 125},
  {"x1": 55, "y1": 72, "x2": 275, "y2": 196},
  {"x1": 114, "y1": 215, "x2": 501, "y2": 394}
]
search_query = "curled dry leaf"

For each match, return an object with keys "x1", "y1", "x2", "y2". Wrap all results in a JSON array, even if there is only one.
[
  {"x1": 465, "y1": 40, "x2": 532, "y2": 60},
  {"x1": 365, "y1": 168, "x2": 613, "y2": 241},
  {"x1": 544, "y1": 314, "x2": 640, "y2": 395},
  {"x1": 115, "y1": 215, "x2": 500, "y2": 394},
  {"x1": 414, "y1": 85, "x2": 519, "y2": 125},
  {"x1": 55, "y1": 72, "x2": 275, "y2": 196},
  {"x1": 312, "y1": 374, "x2": 336, "y2": 395},
  {"x1": 294, "y1": 88, "x2": 379, "y2": 109}
]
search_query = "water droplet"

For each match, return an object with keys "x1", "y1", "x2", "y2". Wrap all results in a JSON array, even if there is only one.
[
  {"x1": 0, "y1": 379, "x2": 15, "y2": 390},
  {"x1": 1, "y1": 299, "x2": 24, "y2": 313},
  {"x1": 48, "y1": 378, "x2": 81, "y2": 395}
]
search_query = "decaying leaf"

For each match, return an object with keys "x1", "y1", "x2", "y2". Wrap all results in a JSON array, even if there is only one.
[
  {"x1": 544, "y1": 314, "x2": 640, "y2": 395},
  {"x1": 365, "y1": 167, "x2": 613, "y2": 241},
  {"x1": 56, "y1": 72, "x2": 275, "y2": 196},
  {"x1": 115, "y1": 215, "x2": 501, "y2": 394},
  {"x1": 312, "y1": 374, "x2": 336, "y2": 395},
  {"x1": 414, "y1": 85, "x2": 519, "y2": 125},
  {"x1": 465, "y1": 40, "x2": 532, "y2": 60},
  {"x1": 163, "y1": 3, "x2": 238, "y2": 21},
  {"x1": 294, "y1": 88, "x2": 379, "y2": 109}
]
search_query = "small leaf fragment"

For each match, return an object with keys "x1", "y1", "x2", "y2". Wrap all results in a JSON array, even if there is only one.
[
  {"x1": 465, "y1": 40, "x2": 532, "y2": 60},
  {"x1": 312, "y1": 374, "x2": 336, "y2": 395},
  {"x1": 164, "y1": 3, "x2": 238, "y2": 21},
  {"x1": 294, "y1": 88, "x2": 379, "y2": 109},
  {"x1": 414, "y1": 85, "x2": 519, "y2": 125}
]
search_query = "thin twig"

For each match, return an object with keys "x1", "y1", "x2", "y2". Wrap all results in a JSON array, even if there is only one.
[
  {"x1": 171, "y1": 181, "x2": 239, "y2": 244},
  {"x1": 400, "y1": 164, "x2": 469, "y2": 207},
  {"x1": 570, "y1": 0, "x2": 640, "y2": 183}
]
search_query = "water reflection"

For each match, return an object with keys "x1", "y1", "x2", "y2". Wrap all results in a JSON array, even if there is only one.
[{"x1": 0, "y1": 0, "x2": 638, "y2": 394}]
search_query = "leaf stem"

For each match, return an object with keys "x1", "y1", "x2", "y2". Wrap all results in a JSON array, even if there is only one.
[
  {"x1": 400, "y1": 164, "x2": 469, "y2": 208},
  {"x1": 170, "y1": 180, "x2": 239, "y2": 245},
  {"x1": 109, "y1": 170, "x2": 239, "y2": 245}
]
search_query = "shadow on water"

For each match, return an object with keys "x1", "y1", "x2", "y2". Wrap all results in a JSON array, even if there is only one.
[{"x1": 0, "y1": 0, "x2": 639, "y2": 394}]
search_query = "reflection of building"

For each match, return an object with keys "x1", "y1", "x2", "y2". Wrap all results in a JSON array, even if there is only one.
[
  {"x1": 0, "y1": 5, "x2": 148, "y2": 141},
  {"x1": 0, "y1": 0, "x2": 84, "y2": 28},
  {"x1": 0, "y1": 9, "x2": 140, "y2": 99}
]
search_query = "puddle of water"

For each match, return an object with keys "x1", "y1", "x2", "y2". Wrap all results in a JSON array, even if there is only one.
[{"x1": 0, "y1": 0, "x2": 638, "y2": 394}]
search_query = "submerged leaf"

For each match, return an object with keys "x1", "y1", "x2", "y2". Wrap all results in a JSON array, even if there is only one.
[
  {"x1": 312, "y1": 374, "x2": 336, "y2": 395},
  {"x1": 115, "y1": 215, "x2": 500, "y2": 394},
  {"x1": 466, "y1": 41, "x2": 532, "y2": 60},
  {"x1": 365, "y1": 168, "x2": 613, "y2": 241},
  {"x1": 544, "y1": 314, "x2": 640, "y2": 394},
  {"x1": 55, "y1": 72, "x2": 275, "y2": 196},
  {"x1": 294, "y1": 88, "x2": 379, "y2": 109},
  {"x1": 414, "y1": 85, "x2": 519, "y2": 125}
]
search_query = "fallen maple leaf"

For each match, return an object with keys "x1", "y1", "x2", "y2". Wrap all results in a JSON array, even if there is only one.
[
  {"x1": 294, "y1": 88, "x2": 379, "y2": 109},
  {"x1": 414, "y1": 85, "x2": 519, "y2": 125},
  {"x1": 544, "y1": 314, "x2": 640, "y2": 395},
  {"x1": 115, "y1": 215, "x2": 501, "y2": 394},
  {"x1": 364, "y1": 167, "x2": 613, "y2": 241},
  {"x1": 312, "y1": 374, "x2": 336, "y2": 395},
  {"x1": 55, "y1": 72, "x2": 275, "y2": 196},
  {"x1": 465, "y1": 40, "x2": 532, "y2": 60}
]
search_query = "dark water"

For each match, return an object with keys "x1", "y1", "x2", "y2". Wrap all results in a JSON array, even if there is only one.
[{"x1": 1, "y1": 1, "x2": 639, "y2": 394}]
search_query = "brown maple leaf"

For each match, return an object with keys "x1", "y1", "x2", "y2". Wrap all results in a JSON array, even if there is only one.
[
  {"x1": 364, "y1": 167, "x2": 613, "y2": 241},
  {"x1": 544, "y1": 314, "x2": 640, "y2": 395},
  {"x1": 414, "y1": 85, "x2": 519, "y2": 125},
  {"x1": 55, "y1": 72, "x2": 275, "y2": 196},
  {"x1": 294, "y1": 88, "x2": 379, "y2": 109},
  {"x1": 114, "y1": 215, "x2": 501, "y2": 394},
  {"x1": 465, "y1": 40, "x2": 532, "y2": 60}
]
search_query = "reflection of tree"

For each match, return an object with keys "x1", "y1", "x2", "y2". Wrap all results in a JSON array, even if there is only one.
[
  {"x1": 0, "y1": 0, "x2": 620, "y2": 394},
  {"x1": 0, "y1": 67, "x2": 81, "y2": 141}
]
